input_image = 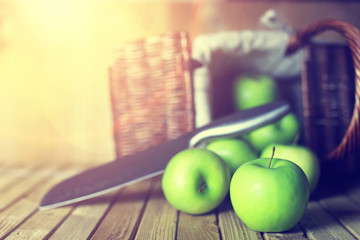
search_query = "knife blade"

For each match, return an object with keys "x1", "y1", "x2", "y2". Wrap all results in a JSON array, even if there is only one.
[{"x1": 39, "y1": 101, "x2": 290, "y2": 210}]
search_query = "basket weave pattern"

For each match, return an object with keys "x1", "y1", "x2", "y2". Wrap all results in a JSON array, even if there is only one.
[
  {"x1": 287, "y1": 20, "x2": 360, "y2": 164},
  {"x1": 109, "y1": 31, "x2": 195, "y2": 158}
]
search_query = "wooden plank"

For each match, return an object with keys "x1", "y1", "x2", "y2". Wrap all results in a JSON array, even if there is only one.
[
  {"x1": 346, "y1": 180, "x2": 360, "y2": 206},
  {"x1": 0, "y1": 168, "x2": 54, "y2": 211},
  {"x1": 177, "y1": 211, "x2": 219, "y2": 240},
  {"x1": 90, "y1": 178, "x2": 153, "y2": 240},
  {"x1": 0, "y1": 168, "x2": 77, "y2": 238},
  {"x1": 47, "y1": 192, "x2": 118, "y2": 240},
  {"x1": 4, "y1": 206, "x2": 74, "y2": 240},
  {"x1": 299, "y1": 201, "x2": 356, "y2": 240},
  {"x1": 218, "y1": 198, "x2": 263, "y2": 240},
  {"x1": 0, "y1": 168, "x2": 31, "y2": 192},
  {"x1": 263, "y1": 224, "x2": 306, "y2": 240},
  {"x1": 319, "y1": 193, "x2": 360, "y2": 239},
  {"x1": 134, "y1": 176, "x2": 177, "y2": 240}
]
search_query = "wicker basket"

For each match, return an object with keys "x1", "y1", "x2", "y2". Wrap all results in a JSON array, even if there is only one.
[
  {"x1": 109, "y1": 20, "x2": 360, "y2": 178},
  {"x1": 286, "y1": 20, "x2": 360, "y2": 177},
  {"x1": 109, "y1": 31, "x2": 195, "y2": 158}
]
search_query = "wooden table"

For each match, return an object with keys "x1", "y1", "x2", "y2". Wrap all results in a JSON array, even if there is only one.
[{"x1": 0, "y1": 163, "x2": 360, "y2": 240}]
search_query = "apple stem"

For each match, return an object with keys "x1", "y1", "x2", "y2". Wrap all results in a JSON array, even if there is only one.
[
  {"x1": 268, "y1": 146, "x2": 275, "y2": 168},
  {"x1": 198, "y1": 183, "x2": 207, "y2": 193}
]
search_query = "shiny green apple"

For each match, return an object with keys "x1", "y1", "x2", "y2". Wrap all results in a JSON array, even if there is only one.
[
  {"x1": 162, "y1": 148, "x2": 230, "y2": 215},
  {"x1": 206, "y1": 138, "x2": 257, "y2": 176},
  {"x1": 260, "y1": 144, "x2": 320, "y2": 193},
  {"x1": 234, "y1": 74, "x2": 278, "y2": 110},
  {"x1": 230, "y1": 156, "x2": 309, "y2": 232},
  {"x1": 247, "y1": 113, "x2": 299, "y2": 152}
]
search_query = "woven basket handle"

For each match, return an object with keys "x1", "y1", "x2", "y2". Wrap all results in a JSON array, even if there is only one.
[{"x1": 286, "y1": 19, "x2": 360, "y2": 161}]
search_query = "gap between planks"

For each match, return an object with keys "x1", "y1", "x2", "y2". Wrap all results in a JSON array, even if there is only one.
[
  {"x1": 0, "y1": 167, "x2": 80, "y2": 239},
  {"x1": 1, "y1": 164, "x2": 360, "y2": 240}
]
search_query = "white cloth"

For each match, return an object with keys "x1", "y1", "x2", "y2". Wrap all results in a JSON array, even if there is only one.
[{"x1": 192, "y1": 10, "x2": 305, "y2": 127}]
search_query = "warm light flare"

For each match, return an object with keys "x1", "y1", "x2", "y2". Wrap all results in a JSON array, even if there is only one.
[{"x1": 0, "y1": 0, "x2": 206, "y2": 165}]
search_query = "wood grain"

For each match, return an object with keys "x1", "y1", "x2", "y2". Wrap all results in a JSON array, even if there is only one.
[
  {"x1": 0, "y1": 168, "x2": 54, "y2": 211},
  {"x1": 319, "y1": 194, "x2": 360, "y2": 239},
  {"x1": 177, "y1": 211, "x2": 219, "y2": 240},
  {"x1": 300, "y1": 201, "x2": 356, "y2": 240},
  {"x1": 263, "y1": 225, "x2": 306, "y2": 240},
  {"x1": 4, "y1": 206, "x2": 74, "y2": 240},
  {"x1": 90, "y1": 178, "x2": 153, "y2": 240},
  {"x1": 0, "y1": 167, "x2": 359, "y2": 239},
  {"x1": 48, "y1": 193, "x2": 117, "y2": 240},
  {"x1": 0, "y1": 168, "x2": 77, "y2": 238},
  {"x1": 134, "y1": 176, "x2": 177, "y2": 240},
  {"x1": 218, "y1": 198, "x2": 262, "y2": 240}
]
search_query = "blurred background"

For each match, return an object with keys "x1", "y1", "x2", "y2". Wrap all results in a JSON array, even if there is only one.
[{"x1": 0, "y1": 0, "x2": 360, "y2": 167}]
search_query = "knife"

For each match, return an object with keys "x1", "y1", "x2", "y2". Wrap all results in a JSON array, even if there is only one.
[{"x1": 39, "y1": 101, "x2": 290, "y2": 210}]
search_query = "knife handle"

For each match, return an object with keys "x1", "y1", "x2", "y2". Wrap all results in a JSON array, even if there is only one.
[{"x1": 189, "y1": 101, "x2": 290, "y2": 148}]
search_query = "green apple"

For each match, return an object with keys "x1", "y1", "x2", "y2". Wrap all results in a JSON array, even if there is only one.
[
  {"x1": 162, "y1": 148, "x2": 230, "y2": 215},
  {"x1": 206, "y1": 138, "x2": 257, "y2": 176},
  {"x1": 260, "y1": 144, "x2": 320, "y2": 193},
  {"x1": 247, "y1": 113, "x2": 299, "y2": 152},
  {"x1": 234, "y1": 74, "x2": 278, "y2": 110},
  {"x1": 230, "y1": 154, "x2": 309, "y2": 232}
]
